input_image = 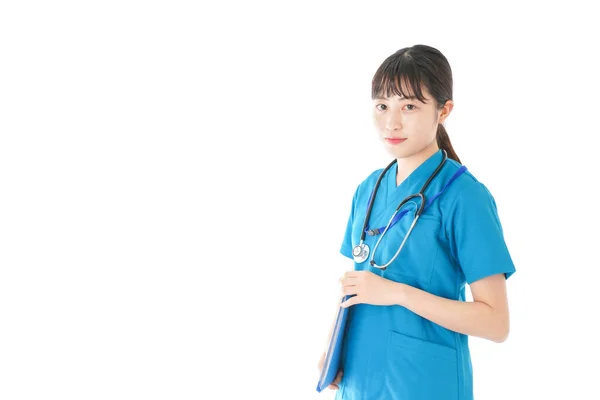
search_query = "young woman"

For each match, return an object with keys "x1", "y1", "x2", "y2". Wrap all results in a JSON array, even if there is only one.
[{"x1": 318, "y1": 44, "x2": 516, "y2": 400}]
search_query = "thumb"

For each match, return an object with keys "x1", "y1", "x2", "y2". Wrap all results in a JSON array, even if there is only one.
[{"x1": 341, "y1": 295, "x2": 359, "y2": 308}]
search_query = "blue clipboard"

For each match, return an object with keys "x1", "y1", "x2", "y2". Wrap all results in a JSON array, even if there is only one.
[{"x1": 316, "y1": 295, "x2": 351, "y2": 393}]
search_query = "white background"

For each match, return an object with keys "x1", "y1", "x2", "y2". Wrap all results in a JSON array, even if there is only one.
[{"x1": 1, "y1": 1, "x2": 599, "y2": 399}]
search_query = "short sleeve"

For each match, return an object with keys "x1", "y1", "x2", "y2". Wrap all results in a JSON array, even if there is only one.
[
  {"x1": 340, "y1": 188, "x2": 358, "y2": 259},
  {"x1": 447, "y1": 181, "x2": 516, "y2": 284}
]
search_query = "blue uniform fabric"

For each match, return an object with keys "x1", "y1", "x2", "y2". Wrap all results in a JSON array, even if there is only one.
[{"x1": 336, "y1": 149, "x2": 516, "y2": 400}]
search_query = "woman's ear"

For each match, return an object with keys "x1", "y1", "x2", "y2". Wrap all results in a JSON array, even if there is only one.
[{"x1": 438, "y1": 100, "x2": 454, "y2": 124}]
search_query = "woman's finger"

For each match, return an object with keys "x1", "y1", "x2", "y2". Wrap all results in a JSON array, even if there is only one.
[
  {"x1": 340, "y1": 275, "x2": 358, "y2": 286},
  {"x1": 328, "y1": 370, "x2": 343, "y2": 390},
  {"x1": 328, "y1": 369, "x2": 343, "y2": 389},
  {"x1": 333, "y1": 370, "x2": 343, "y2": 384},
  {"x1": 343, "y1": 285, "x2": 358, "y2": 296}
]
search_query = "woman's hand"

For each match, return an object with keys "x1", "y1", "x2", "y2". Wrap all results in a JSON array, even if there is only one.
[
  {"x1": 339, "y1": 270, "x2": 403, "y2": 308},
  {"x1": 317, "y1": 351, "x2": 343, "y2": 390}
]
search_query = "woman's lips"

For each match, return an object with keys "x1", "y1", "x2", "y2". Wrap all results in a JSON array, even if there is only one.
[{"x1": 385, "y1": 137, "x2": 407, "y2": 145}]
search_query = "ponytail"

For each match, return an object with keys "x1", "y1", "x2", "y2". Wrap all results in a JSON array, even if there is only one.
[{"x1": 436, "y1": 124, "x2": 461, "y2": 164}]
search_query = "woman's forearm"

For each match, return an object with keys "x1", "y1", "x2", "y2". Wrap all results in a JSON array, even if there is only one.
[{"x1": 392, "y1": 282, "x2": 509, "y2": 343}]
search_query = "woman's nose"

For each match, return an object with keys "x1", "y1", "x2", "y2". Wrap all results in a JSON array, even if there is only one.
[{"x1": 384, "y1": 114, "x2": 402, "y2": 131}]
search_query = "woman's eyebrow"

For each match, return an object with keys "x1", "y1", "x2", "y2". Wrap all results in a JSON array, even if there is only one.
[{"x1": 374, "y1": 95, "x2": 418, "y2": 101}]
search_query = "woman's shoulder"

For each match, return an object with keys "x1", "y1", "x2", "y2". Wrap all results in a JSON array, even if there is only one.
[
  {"x1": 441, "y1": 159, "x2": 497, "y2": 209},
  {"x1": 352, "y1": 167, "x2": 387, "y2": 197}
]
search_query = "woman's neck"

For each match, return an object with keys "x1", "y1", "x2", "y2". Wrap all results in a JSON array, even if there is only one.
[{"x1": 395, "y1": 143, "x2": 440, "y2": 186}]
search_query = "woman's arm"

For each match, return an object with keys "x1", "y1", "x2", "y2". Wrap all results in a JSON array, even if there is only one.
[
  {"x1": 340, "y1": 271, "x2": 510, "y2": 343},
  {"x1": 393, "y1": 273, "x2": 510, "y2": 343}
]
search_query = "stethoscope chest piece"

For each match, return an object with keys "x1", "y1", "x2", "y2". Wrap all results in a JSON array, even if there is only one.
[{"x1": 352, "y1": 243, "x2": 369, "y2": 263}]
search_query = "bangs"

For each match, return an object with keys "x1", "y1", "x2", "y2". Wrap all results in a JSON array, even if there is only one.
[{"x1": 371, "y1": 55, "x2": 428, "y2": 103}]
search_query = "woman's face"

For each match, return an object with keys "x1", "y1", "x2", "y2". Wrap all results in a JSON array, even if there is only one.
[{"x1": 372, "y1": 85, "x2": 452, "y2": 160}]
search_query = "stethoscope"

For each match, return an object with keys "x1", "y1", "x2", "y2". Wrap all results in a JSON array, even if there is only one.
[{"x1": 352, "y1": 150, "x2": 466, "y2": 269}]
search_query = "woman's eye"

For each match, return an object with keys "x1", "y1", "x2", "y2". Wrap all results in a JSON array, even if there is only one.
[
  {"x1": 376, "y1": 104, "x2": 387, "y2": 111},
  {"x1": 405, "y1": 104, "x2": 417, "y2": 111}
]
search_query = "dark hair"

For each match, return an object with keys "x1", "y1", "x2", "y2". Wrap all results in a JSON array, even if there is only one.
[{"x1": 371, "y1": 44, "x2": 461, "y2": 164}]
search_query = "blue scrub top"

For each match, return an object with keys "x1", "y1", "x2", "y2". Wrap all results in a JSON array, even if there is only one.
[{"x1": 336, "y1": 149, "x2": 516, "y2": 400}]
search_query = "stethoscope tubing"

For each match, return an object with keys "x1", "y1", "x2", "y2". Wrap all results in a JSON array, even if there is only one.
[{"x1": 355, "y1": 150, "x2": 449, "y2": 269}]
